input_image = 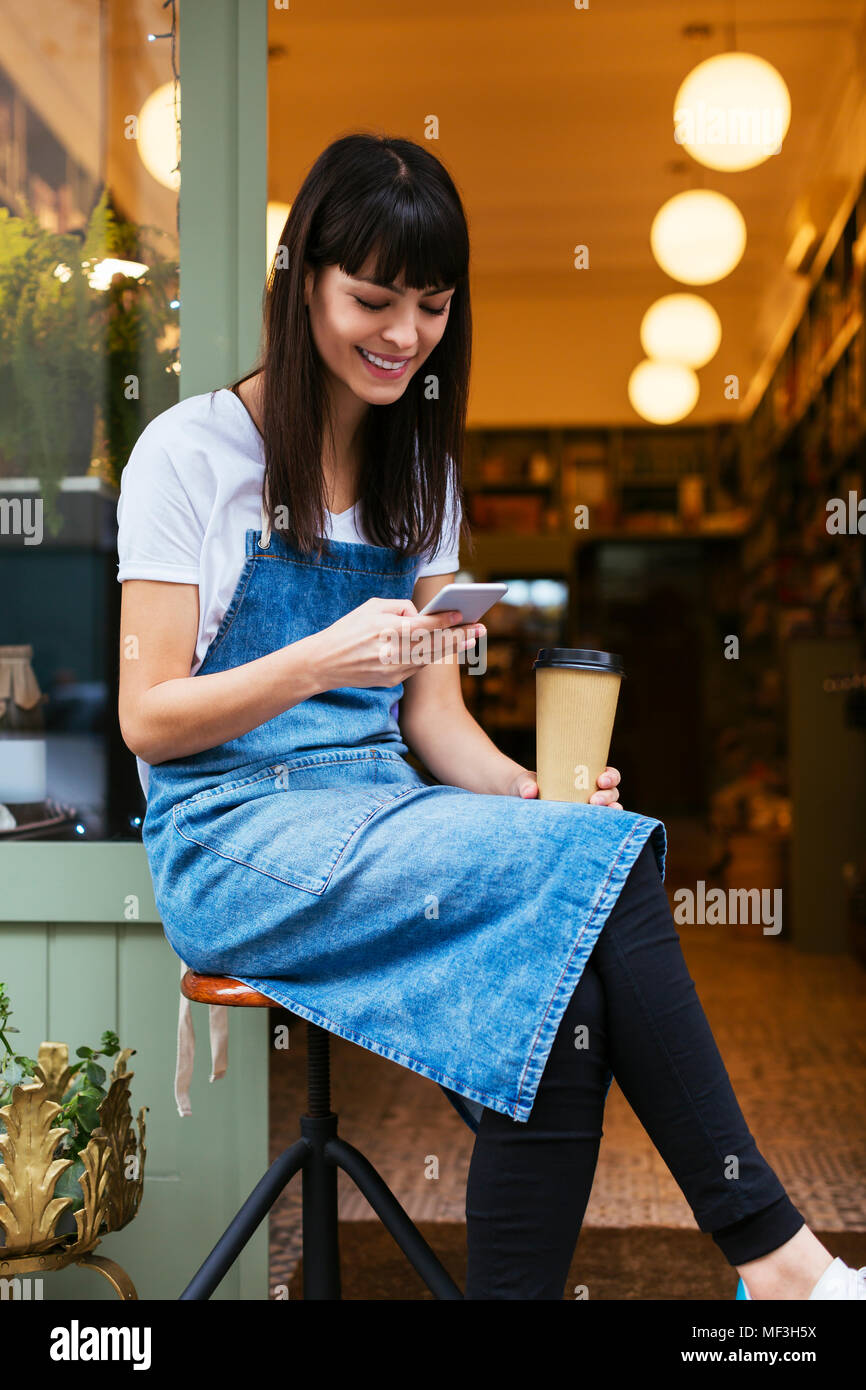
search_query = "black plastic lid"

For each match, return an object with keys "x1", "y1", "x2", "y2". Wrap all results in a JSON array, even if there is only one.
[{"x1": 532, "y1": 647, "x2": 626, "y2": 678}]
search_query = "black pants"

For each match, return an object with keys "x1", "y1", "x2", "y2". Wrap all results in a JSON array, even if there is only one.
[{"x1": 464, "y1": 839, "x2": 805, "y2": 1299}]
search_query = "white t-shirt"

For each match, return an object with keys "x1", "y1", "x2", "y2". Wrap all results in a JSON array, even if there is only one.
[{"x1": 116, "y1": 387, "x2": 462, "y2": 795}]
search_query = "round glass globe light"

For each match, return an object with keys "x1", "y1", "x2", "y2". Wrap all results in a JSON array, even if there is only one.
[
  {"x1": 673, "y1": 52, "x2": 791, "y2": 172},
  {"x1": 138, "y1": 82, "x2": 180, "y2": 190},
  {"x1": 628, "y1": 359, "x2": 700, "y2": 424},
  {"x1": 650, "y1": 189, "x2": 746, "y2": 285},
  {"x1": 640, "y1": 293, "x2": 722, "y2": 368}
]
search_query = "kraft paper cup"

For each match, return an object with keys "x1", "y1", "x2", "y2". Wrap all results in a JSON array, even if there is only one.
[{"x1": 532, "y1": 648, "x2": 626, "y2": 803}]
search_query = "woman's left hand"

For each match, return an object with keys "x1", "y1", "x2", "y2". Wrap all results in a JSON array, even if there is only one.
[
  {"x1": 507, "y1": 766, "x2": 623, "y2": 807},
  {"x1": 590, "y1": 766, "x2": 623, "y2": 808}
]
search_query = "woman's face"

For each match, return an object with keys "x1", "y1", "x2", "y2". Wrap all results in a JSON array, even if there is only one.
[{"x1": 303, "y1": 256, "x2": 455, "y2": 403}]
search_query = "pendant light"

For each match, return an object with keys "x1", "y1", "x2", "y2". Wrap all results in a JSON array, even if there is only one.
[
  {"x1": 628, "y1": 360, "x2": 700, "y2": 424},
  {"x1": 674, "y1": 52, "x2": 791, "y2": 172},
  {"x1": 640, "y1": 293, "x2": 722, "y2": 368},
  {"x1": 138, "y1": 81, "x2": 181, "y2": 190},
  {"x1": 650, "y1": 189, "x2": 746, "y2": 284}
]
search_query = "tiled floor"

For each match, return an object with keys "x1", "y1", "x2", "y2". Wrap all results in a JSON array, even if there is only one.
[{"x1": 269, "y1": 818, "x2": 866, "y2": 1288}]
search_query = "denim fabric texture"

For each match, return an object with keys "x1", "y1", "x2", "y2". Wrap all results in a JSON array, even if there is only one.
[{"x1": 143, "y1": 524, "x2": 668, "y2": 1130}]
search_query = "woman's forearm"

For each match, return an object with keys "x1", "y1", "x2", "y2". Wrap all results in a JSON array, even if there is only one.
[
  {"x1": 124, "y1": 635, "x2": 326, "y2": 765},
  {"x1": 403, "y1": 704, "x2": 528, "y2": 795}
]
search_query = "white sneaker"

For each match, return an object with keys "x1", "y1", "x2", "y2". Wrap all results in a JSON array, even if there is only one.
[
  {"x1": 808, "y1": 1258, "x2": 866, "y2": 1300},
  {"x1": 738, "y1": 1258, "x2": 866, "y2": 1300}
]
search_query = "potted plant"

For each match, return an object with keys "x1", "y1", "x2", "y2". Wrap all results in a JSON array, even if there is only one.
[
  {"x1": 0, "y1": 189, "x2": 179, "y2": 534},
  {"x1": 0, "y1": 982, "x2": 146, "y2": 1296}
]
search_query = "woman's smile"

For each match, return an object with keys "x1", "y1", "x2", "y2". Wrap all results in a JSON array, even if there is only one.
[{"x1": 355, "y1": 345, "x2": 414, "y2": 379}]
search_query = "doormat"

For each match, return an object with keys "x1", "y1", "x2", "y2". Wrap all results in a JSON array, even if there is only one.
[{"x1": 285, "y1": 1223, "x2": 866, "y2": 1300}]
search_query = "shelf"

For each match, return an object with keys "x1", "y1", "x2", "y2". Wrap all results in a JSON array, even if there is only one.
[
  {"x1": 730, "y1": 175, "x2": 866, "y2": 785},
  {"x1": 0, "y1": 475, "x2": 119, "y2": 499},
  {"x1": 750, "y1": 308, "x2": 866, "y2": 467}
]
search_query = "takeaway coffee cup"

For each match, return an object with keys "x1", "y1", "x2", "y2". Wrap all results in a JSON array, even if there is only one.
[{"x1": 532, "y1": 648, "x2": 626, "y2": 803}]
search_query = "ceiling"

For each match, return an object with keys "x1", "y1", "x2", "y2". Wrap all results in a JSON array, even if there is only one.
[
  {"x1": 3, "y1": 0, "x2": 865, "y2": 426},
  {"x1": 268, "y1": 0, "x2": 866, "y2": 425}
]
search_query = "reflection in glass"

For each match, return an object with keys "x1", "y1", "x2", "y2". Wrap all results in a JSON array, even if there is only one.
[{"x1": 0, "y1": 0, "x2": 179, "y2": 839}]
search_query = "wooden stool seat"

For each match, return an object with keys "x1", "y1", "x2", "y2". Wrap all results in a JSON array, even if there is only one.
[{"x1": 180, "y1": 969, "x2": 273, "y2": 1008}]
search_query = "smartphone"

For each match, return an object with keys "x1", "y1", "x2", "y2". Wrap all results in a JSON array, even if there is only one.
[{"x1": 417, "y1": 581, "x2": 508, "y2": 626}]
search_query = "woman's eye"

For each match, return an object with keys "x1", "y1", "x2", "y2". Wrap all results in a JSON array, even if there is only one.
[{"x1": 353, "y1": 296, "x2": 448, "y2": 316}]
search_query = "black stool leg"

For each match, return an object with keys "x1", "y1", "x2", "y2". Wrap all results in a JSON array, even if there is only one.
[
  {"x1": 327, "y1": 1135, "x2": 462, "y2": 1298},
  {"x1": 300, "y1": 1112, "x2": 341, "y2": 1299},
  {"x1": 179, "y1": 1019, "x2": 463, "y2": 1300},
  {"x1": 179, "y1": 1139, "x2": 309, "y2": 1300},
  {"x1": 300, "y1": 1022, "x2": 341, "y2": 1297}
]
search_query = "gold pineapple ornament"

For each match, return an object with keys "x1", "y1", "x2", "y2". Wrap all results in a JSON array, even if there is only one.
[{"x1": 0, "y1": 1042, "x2": 147, "y2": 1298}]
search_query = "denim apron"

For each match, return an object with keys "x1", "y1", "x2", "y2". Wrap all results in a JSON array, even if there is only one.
[{"x1": 143, "y1": 500, "x2": 667, "y2": 1133}]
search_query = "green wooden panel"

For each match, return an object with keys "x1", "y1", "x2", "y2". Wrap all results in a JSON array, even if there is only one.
[
  {"x1": 2, "y1": 924, "x2": 270, "y2": 1301},
  {"x1": 47, "y1": 926, "x2": 118, "y2": 1045},
  {"x1": 0, "y1": 846, "x2": 159, "y2": 923},
  {"x1": 0, "y1": 924, "x2": 48, "y2": 1058}
]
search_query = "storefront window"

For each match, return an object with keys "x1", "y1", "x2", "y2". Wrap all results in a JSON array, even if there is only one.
[{"x1": 0, "y1": 0, "x2": 179, "y2": 839}]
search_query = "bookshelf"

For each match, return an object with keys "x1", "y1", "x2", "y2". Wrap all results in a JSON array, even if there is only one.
[{"x1": 458, "y1": 175, "x2": 866, "y2": 883}]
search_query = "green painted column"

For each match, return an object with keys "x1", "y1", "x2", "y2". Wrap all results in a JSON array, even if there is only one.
[
  {"x1": 0, "y1": 0, "x2": 271, "y2": 1300},
  {"x1": 179, "y1": 0, "x2": 268, "y2": 394}
]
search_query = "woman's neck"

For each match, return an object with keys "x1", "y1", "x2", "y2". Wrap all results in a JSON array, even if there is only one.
[
  {"x1": 238, "y1": 370, "x2": 366, "y2": 513},
  {"x1": 321, "y1": 368, "x2": 368, "y2": 503}
]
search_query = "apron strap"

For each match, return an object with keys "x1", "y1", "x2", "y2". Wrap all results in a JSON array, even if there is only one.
[
  {"x1": 259, "y1": 475, "x2": 271, "y2": 549},
  {"x1": 173, "y1": 953, "x2": 228, "y2": 1118}
]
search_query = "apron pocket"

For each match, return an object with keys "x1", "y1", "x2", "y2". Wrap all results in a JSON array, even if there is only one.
[{"x1": 172, "y1": 770, "x2": 418, "y2": 896}]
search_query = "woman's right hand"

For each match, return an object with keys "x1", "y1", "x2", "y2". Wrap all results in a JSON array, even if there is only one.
[{"x1": 307, "y1": 596, "x2": 484, "y2": 690}]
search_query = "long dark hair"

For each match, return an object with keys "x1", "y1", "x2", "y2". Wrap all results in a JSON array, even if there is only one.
[{"x1": 219, "y1": 132, "x2": 473, "y2": 564}]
